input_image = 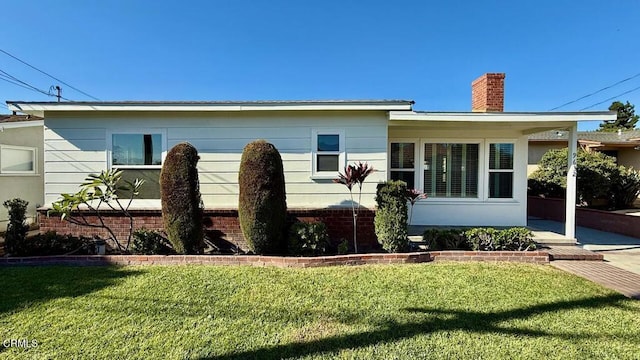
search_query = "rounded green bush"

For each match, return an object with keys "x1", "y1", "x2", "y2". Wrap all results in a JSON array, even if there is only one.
[
  {"x1": 238, "y1": 140, "x2": 287, "y2": 254},
  {"x1": 160, "y1": 142, "x2": 204, "y2": 254},
  {"x1": 374, "y1": 180, "x2": 408, "y2": 253}
]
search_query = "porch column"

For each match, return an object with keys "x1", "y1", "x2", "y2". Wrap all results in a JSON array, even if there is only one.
[{"x1": 565, "y1": 124, "x2": 577, "y2": 239}]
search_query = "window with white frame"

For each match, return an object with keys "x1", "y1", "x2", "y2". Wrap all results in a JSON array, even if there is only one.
[
  {"x1": 109, "y1": 132, "x2": 164, "y2": 199},
  {"x1": 311, "y1": 130, "x2": 344, "y2": 176},
  {"x1": 111, "y1": 133, "x2": 162, "y2": 167},
  {"x1": 488, "y1": 143, "x2": 514, "y2": 198},
  {"x1": 424, "y1": 143, "x2": 479, "y2": 198},
  {"x1": 0, "y1": 145, "x2": 36, "y2": 174},
  {"x1": 390, "y1": 142, "x2": 416, "y2": 188}
]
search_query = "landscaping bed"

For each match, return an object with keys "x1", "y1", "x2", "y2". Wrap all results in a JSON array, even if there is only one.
[{"x1": 1, "y1": 263, "x2": 638, "y2": 359}]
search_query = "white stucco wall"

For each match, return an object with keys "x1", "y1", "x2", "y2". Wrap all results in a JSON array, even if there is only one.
[
  {"x1": 43, "y1": 111, "x2": 388, "y2": 209},
  {"x1": 389, "y1": 127, "x2": 529, "y2": 226},
  {"x1": 0, "y1": 125, "x2": 44, "y2": 226}
]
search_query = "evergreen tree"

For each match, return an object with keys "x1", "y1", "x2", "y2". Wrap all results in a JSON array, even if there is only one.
[{"x1": 598, "y1": 101, "x2": 638, "y2": 131}]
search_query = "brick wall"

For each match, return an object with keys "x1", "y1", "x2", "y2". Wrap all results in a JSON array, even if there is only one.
[
  {"x1": 528, "y1": 196, "x2": 640, "y2": 239},
  {"x1": 38, "y1": 208, "x2": 378, "y2": 252},
  {"x1": 471, "y1": 73, "x2": 505, "y2": 112}
]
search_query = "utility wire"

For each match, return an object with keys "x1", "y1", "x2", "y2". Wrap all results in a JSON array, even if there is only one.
[
  {"x1": 0, "y1": 68, "x2": 72, "y2": 101},
  {"x1": 549, "y1": 72, "x2": 640, "y2": 111},
  {"x1": 579, "y1": 84, "x2": 640, "y2": 111},
  {"x1": 0, "y1": 47, "x2": 99, "y2": 100}
]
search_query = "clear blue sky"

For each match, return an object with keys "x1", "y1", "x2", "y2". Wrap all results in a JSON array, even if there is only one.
[{"x1": 2, "y1": 0, "x2": 639, "y2": 130}]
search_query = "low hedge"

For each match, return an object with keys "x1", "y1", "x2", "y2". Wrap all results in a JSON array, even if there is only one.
[{"x1": 421, "y1": 227, "x2": 536, "y2": 251}]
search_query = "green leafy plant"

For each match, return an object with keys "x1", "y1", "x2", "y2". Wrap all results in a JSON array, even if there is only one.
[
  {"x1": 160, "y1": 142, "x2": 204, "y2": 254},
  {"x1": 336, "y1": 239, "x2": 349, "y2": 255},
  {"x1": 3, "y1": 198, "x2": 29, "y2": 255},
  {"x1": 8, "y1": 231, "x2": 91, "y2": 257},
  {"x1": 333, "y1": 162, "x2": 374, "y2": 253},
  {"x1": 529, "y1": 148, "x2": 640, "y2": 209},
  {"x1": 374, "y1": 180, "x2": 409, "y2": 253},
  {"x1": 464, "y1": 227, "x2": 536, "y2": 251},
  {"x1": 131, "y1": 228, "x2": 174, "y2": 255},
  {"x1": 238, "y1": 140, "x2": 287, "y2": 254},
  {"x1": 422, "y1": 229, "x2": 470, "y2": 250},
  {"x1": 50, "y1": 169, "x2": 144, "y2": 253},
  {"x1": 287, "y1": 222, "x2": 330, "y2": 256}
]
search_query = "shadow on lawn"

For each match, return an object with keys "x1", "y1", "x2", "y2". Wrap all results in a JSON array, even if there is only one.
[
  {"x1": 0, "y1": 266, "x2": 142, "y2": 315},
  {"x1": 203, "y1": 294, "x2": 636, "y2": 360}
]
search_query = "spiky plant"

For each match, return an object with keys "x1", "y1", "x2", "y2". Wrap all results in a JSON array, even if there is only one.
[{"x1": 333, "y1": 162, "x2": 374, "y2": 253}]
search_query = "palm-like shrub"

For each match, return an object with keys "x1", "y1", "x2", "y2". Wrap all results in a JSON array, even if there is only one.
[
  {"x1": 238, "y1": 140, "x2": 287, "y2": 254},
  {"x1": 160, "y1": 142, "x2": 204, "y2": 254},
  {"x1": 333, "y1": 162, "x2": 374, "y2": 253}
]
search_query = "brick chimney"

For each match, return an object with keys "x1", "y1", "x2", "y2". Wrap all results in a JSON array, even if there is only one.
[{"x1": 471, "y1": 73, "x2": 505, "y2": 112}]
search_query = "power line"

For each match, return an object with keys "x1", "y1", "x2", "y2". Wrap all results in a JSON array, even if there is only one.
[
  {"x1": 579, "y1": 84, "x2": 640, "y2": 110},
  {"x1": 0, "y1": 68, "x2": 72, "y2": 101},
  {"x1": 0, "y1": 47, "x2": 99, "y2": 100},
  {"x1": 549, "y1": 72, "x2": 640, "y2": 111}
]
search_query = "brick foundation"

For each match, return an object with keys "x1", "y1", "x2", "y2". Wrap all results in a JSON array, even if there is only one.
[
  {"x1": 528, "y1": 196, "x2": 640, "y2": 239},
  {"x1": 38, "y1": 208, "x2": 378, "y2": 252}
]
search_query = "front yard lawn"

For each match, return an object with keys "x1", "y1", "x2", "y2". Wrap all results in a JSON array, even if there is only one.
[{"x1": 1, "y1": 263, "x2": 639, "y2": 359}]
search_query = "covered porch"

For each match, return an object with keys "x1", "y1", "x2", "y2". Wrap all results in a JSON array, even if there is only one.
[{"x1": 388, "y1": 110, "x2": 616, "y2": 240}]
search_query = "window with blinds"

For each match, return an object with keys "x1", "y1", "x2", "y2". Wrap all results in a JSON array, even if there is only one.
[
  {"x1": 489, "y1": 143, "x2": 514, "y2": 198},
  {"x1": 390, "y1": 142, "x2": 415, "y2": 188},
  {"x1": 424, "y1": 143, "x2": 479, "y2": 198}
]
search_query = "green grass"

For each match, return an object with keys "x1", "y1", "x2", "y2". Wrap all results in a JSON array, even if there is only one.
[{"x1": 1, "y1": 263, "x2": 639, "y2": 359}]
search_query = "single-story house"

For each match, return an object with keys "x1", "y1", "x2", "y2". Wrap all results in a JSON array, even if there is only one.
[
  {"x1": 0, "y1": 114, "x2": 44, "y2": 226},
  {"x1": 528, "y1": 129, "x2": 640, "y2": 175},
  {"x1": 6, "y1": 73, "x2": 616, "y2": 247}
]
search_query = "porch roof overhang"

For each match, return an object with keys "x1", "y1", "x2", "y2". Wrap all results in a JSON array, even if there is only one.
[{"x1": 388, "y1": 111, "x2": 616, "y2": 135}]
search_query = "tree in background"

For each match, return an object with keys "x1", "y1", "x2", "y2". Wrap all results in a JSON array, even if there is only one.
[{"x1": 598, "y1": 101, "x2": 638, "y2": 131}]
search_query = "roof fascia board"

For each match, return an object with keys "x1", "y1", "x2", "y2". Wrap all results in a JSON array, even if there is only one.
[
  {"x1": 8, "y1": 102, "x2": 412, "y2": 114},
  {"x1": 0, "y1": 120, "x2": 44, "y2": 130},
  {"x1": 389, "y1": 111, "x2": 617, "y2": 122}
]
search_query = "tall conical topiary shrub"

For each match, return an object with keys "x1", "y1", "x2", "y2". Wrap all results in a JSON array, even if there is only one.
[
  {"x1": 238, "y1": 140, "x2": 287, "y2": 254},
  {"x1": 160, "y1": 142, "x2": 204, "y2": 254}
]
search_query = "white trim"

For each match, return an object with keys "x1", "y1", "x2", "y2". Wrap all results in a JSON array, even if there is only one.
[
  {"x1": 311, "y1": 129, "x2": 345, "y2": 178},
  {"x1": 388, "y1": 138, "x2": 419, "y2": 189},
  {"x1": 566, "y1": 124, "x2": 578, "y2": 239},
  {"x1": 106, "y1": 129, "x2": 167, "y2": 169},
  {"x1": 9, "y1": 102, "x2": 413, "y2": 115},
  {"x1": 485, "y1": 140, "x2": 516, "y2": 201},
  {"x1": 389, "y1": 110, "x2": 616, "y2": 123},
  {"x1": 0, "y1": 144, "x2": 37, "y2": 174},
  {"x1": 420, "y1": 139, "x2": 484, "y2": 201},
  {"x1": 0, "y1": 120, "x2": 43, "y2": 130}
]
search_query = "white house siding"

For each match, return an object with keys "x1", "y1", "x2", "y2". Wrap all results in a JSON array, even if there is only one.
[
  {"x1": 43, "y1": 111, "x2": 388, "y2": 209},
  {"x1": 388, "y1": 127, "x2": 529, "y2": 226},
  {"x1": 0, "y1": 126, "x2": 44, "y2": 225}
]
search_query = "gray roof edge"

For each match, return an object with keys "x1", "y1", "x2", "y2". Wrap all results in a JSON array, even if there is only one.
[{"x1": 6, "y1": 99, "x2": 415, "y2": 106}]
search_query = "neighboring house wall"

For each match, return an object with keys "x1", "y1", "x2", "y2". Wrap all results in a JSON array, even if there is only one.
[
  {"x1": 43, "y1": 111, "x2": 388, "y2": 209},
  {"x1": 0, "y1": 126, "x2": 44, "y2": 226},
  {"x1": 617, "y1": 148, "x2": 640, "y2": 170},
  {"x1": 388, "y1": 127, "x2": 528, "y2": 226},
  {"x1": 527, "y1": 141, "x2": 565, "y2": 176}
]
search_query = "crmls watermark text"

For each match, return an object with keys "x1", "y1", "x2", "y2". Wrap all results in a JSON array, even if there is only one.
[{"x1": 3, "y1": 339, "x2": 38, "y2": 348}]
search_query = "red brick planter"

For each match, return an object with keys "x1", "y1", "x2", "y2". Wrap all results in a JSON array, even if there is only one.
[
  {"x1": 528, "y1": 196, "x2": 640, "y2": 239},
  {"x1": 0, "y1": 251, "x2": 551, "y2": 268},
  {"x1": 38, "y1": 208, "x2": 378, "y2": 252}
]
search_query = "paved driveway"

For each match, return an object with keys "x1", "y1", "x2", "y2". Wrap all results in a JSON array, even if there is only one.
[{"x1": 528, "y1": 218, "x2": 640, "y2": 276}]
